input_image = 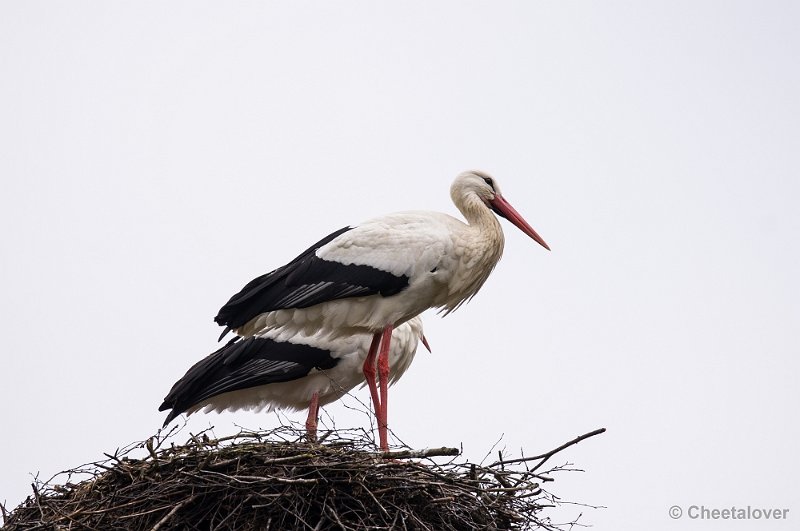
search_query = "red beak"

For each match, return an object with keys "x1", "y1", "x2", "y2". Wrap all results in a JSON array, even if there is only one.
[
  {"x1": 421, "y1": 334, "x2": 432, "y2": 353},
  {"x1": 489, "y1": 194, "x2": 551, "y2": 251}
]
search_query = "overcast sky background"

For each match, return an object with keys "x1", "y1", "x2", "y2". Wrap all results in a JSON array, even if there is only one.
[{"x1": 2, "y1": 2, "x2": 798, "y2": 529}]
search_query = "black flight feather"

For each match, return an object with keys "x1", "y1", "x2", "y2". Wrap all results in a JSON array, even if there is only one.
[
  {"x1": 159, "y1": 337, "x2": 338, "y2": 427},
  {"x1": 214, "y1": 226, "x2": 409, "y2": 333}
]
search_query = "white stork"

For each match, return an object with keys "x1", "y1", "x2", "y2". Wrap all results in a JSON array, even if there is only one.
[
  {"x1": 214, "y1": 170, "x2": 549, "y2": 450},
  {"x1": 160, "y1": 317, "x2": 427, "y2": 442}
]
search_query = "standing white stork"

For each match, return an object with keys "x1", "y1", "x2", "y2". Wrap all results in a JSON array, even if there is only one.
[
  {"x1": 159, "y1": 317, "x2": 427, "y2": 443},
  {"x1": 214, "y1": 170, "x2": 549, "y2": 450}
]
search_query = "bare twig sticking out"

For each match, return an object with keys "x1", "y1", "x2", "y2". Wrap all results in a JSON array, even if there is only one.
[{"x1": 490, "y1": 428, "x2": 607, "y2": 471}]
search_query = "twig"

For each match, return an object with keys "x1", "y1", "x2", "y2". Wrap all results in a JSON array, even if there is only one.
[
  {"x1": 149, "y1": 496, "x2": 194, "y2": 531},
  {"x1": 489, "y1": 428, "x2": 606, "y2": 469},
  {"x1": 380, "y1": 447, "x2": 460, "y2": 459}
]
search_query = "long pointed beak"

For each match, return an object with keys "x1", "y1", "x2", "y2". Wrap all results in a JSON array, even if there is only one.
[
  {"x1": 489, "y1": 194, "x2": 551, "y2": 251},
  {"x1": 421, "y1": 334, "x2": 432, "y2": 353}
]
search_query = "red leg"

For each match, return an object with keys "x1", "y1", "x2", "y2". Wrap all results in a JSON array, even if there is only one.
[
  {"x1": 377, "y1": 324, "x2": 393, "y2": 451},
  {"x1": 362, "y1": 332, "x2": 382, "y2": 421},
  {"x1": 305, "y1": 391, "x2": 320, "y2": 442}
]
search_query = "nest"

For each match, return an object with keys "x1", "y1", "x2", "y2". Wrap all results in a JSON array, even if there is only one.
[{"x1": 1, "y1": 426, "x2": 604, "y2": 530}]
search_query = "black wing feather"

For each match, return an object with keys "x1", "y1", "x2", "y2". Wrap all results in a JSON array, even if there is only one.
[
  {"x1": 214, "y1": 226, "x2": 409, "y2": 330},
  {"x1": 159, "y1": 337, "x2": 338, "y2": 427}
]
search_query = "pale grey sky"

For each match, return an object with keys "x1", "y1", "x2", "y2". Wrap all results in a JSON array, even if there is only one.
[{"x1": 2, "y1": 2, "x2": 798, "y2": 529}]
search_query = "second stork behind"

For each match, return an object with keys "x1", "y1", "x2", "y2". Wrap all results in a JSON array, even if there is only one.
[{"x1": 160, "y1": 317, "x2": 427, "y2": 443}]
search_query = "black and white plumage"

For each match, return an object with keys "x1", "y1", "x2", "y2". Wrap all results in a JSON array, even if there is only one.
[
  {"x1": 159, "y1": 317, "x2": 425, "y2": 436},
  {"x1": 209, "y1": 170, "x2": 549, "y2": 450}
]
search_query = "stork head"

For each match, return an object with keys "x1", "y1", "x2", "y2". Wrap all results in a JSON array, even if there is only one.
[
  {"x1": 402, "y1": 315, "x2": 431, "y2": 352},
  {"x1": 451, "y1": 170, "x2": 551, "y2": 251}
]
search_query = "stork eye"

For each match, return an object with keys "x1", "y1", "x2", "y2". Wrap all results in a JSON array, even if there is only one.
[{"x1": 482, "y1": 177, "x2": 495, "y2": 189}]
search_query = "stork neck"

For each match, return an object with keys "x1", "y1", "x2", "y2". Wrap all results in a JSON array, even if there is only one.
[
  {"x1": 439, "y1": 192, "x2": 506, "y2": 313},
  {"x1": 459, "y1": 194, "x2": 504, "y2": 241}
]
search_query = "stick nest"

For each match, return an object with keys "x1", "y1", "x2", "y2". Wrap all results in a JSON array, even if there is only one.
[{"x1": 2, "y1": 426, "x2": 604, "y2": 530}]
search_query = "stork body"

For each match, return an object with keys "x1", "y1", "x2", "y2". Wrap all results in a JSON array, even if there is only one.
[
  {"x1": 214, "y1": 171, "x2": 550, "y2": 449},
  {"x1": 160, "y1": 317, "x2": 425, "y2": 442}
]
